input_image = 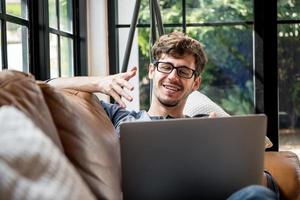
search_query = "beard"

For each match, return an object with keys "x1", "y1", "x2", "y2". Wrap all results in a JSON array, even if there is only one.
[
  {"x1": 157, "y1": 97, "x2": 180, "y2": 107},
  {"x1": 156, "y1": 89, "x2": 191, "y2": 108},
  {"x1": 154, "y1": 78, "x2": 194, "y2": 108}
]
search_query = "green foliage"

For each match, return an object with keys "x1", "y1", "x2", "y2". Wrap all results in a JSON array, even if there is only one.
[
  {"x1": 278, "y1": 24, "x2": 300, "y2": 127},
  {"x1": 292, "y1": 82, "x2": 300, "y2": 115},
  {"x1": 6, "y1": 3, "x2": 21, "y2": 17},
  {"x1": 277, "y1": 0, "x2": 300, "y2": 19},
  {"x1": 220, "y1": 80, "x2": 254, "y2": 114}
]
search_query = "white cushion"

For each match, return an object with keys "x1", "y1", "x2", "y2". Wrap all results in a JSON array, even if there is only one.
[
  {"x1": 184, "y1": 91, "x2": 273, "y2": 149},
  {"x1": 0, "y1": 106, "x2": 95, "y2": 200},
  {"x1": 184, "y1": 91, "x2": 230, "y2": 117}
]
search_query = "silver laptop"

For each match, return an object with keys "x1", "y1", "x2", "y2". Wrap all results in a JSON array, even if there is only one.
[{"x1": 120, "y1": 114, "x2": 267, "y2": 200}]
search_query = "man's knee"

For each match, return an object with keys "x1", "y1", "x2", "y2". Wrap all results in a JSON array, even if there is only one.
[{"x1": 227, "y1": 185, "x2": 277, "y2": 200}]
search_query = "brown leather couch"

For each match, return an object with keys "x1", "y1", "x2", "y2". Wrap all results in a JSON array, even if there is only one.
[{"x1": 0, "y1": 70, "x2": 299, "y2": 200}]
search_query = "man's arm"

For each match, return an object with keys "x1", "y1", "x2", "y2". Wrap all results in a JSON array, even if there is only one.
[{"x1": 47, "y1": 67, "x2": 137, "y2": 108}]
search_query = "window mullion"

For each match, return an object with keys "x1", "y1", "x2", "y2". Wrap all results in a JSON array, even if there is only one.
[
  {"x1": 1, "y1": 19, "x2": 8, "y2": 69},
  {"x1": 56, "y1": 0, "x2": 60, "y2": 30},
  {"x1": 36, "y1": 0, "x2": 50, "y2": 80},
  {"x1": 74, "y1": 0, "x2": 87, "y2": 76},
  {"x1": 73, "y1": 0, "x2": 78, "y2": 75},
  {"x1": 254, "y1": 0, "x2": 278, "y2": 151},
  {"x1": 58, "y1": 34, "x2": 61, "y2": 77},
  {"x1": 182, "y1": 0, "x2": 186, "y2": 33},
  {"x1": 107, "y1": 0, "x2": 119, "y2": 75},
  {"x1": 1, "y1": 0, "x2": 7, "y2": 69}
]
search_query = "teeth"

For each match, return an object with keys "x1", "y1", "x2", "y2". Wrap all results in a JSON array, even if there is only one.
[{"x1": 164, "y1": 85, "x2": 180, "y2": 91}]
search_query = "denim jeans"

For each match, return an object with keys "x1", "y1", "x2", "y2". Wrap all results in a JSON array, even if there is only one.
[{"x1": 227, "y1": 185, "x2": 278, "y2": 200}]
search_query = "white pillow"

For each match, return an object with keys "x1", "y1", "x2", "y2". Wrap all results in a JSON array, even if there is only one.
[
  {"x1": 184, "y1": 91, "x2": 273, "y2": 149},
  {"x1": 184, "y1": 91, "x2": 230, "y2": 117},
  {"x1": 0, "y1": 106, "x2": 95, "y2": 200}
]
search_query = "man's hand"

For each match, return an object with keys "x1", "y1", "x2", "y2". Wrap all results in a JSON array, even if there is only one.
[
  {"x1": 98, "y1": 67, "x2": 137, "y2": 107},
  {"x1": 208, "y1": 112, "x2": 217, "y2": 118},
  {"x1": 47, "y1": 66, "x2": 137, "y2": 108}
]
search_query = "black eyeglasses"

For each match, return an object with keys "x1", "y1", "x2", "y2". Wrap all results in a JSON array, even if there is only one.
[{"x1": 153, "y1": 61, "x2": 197, "y2": 79}]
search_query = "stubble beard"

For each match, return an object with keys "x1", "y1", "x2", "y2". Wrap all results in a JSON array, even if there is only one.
[
  {"x1": 156, "y1": 88, "x2": 192, "y2": 108},
  {"x1": 157, "y1": 97, "x2": 179, "y2": 107}
]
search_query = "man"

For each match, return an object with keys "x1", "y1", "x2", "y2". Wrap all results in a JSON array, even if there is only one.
[{"x1": 49, "y1": 32, "x2": 279, "y2": 199}]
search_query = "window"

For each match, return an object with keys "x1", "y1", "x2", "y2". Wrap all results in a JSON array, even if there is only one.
[
  {"x1": 108, "y1": 0, "x2": 284, "y2": 152},
  {"x1": 109, "y1": 0, "x2": 254, "y2": 113},
  {"x1": 49, "y1": 0, "x2": 74, "y2": 78},
  {"x1": 277, "y1": 0, "x2": 300, "y2": 157},
  {"x1": 0, "y1": 0, "x2": 29, "y2": 72},
  {"x1": 0, "y1": 0, "x2": 87, "y2": 80}
]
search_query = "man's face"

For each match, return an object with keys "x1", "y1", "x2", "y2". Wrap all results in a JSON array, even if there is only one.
[{"x1": 148, "y1": 54, "x2": 201, "y2": 108}]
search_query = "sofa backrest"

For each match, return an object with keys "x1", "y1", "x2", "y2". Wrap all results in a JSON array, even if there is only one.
[
  {"x1": 38, "y1": 83, "x2": 122, "y2": 200},
  {"x1": 0, "y1": 70, "x2": 122, "y2": 200}
]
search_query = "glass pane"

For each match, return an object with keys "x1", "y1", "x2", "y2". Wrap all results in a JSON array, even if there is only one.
[
  {"x1": 118, "y1": 28, "x2": 140, "y2": 110},
  {"x1": 187, "y1": 25, "x2": 254, "y2": 115},
  {"x1": 49, "y1": 0, "x2": 58, "y2": 29},
  {"x1": 186, "y1": 0, "x2": 253, "y2": 23},
  {"x1": 137, "y1": 25, "x2": 254, "y2": 114},
  {"x1": 6, "y1": 0, "x2": 28, "y2": 19},
  {"x1": 278, "y1": 0, "x2": 300, "y2": 20},
  {"x1": 118, "y1": 0, "x2": 152, "y2": 24},
  {"x1": 50, "y1": 33, "x2": 59, "y2": 78},
  {"x1": 278, "y1": 23, "x2": 300, "y2": 158},
  {"x1": 119, "y1": 0, "x2": 181, "y2": 25},
  {"x1": 59, "y1": 0, "x2": 73, "y2": 33},
  {"x1": 7, "y1": 22, "x2": 29, "y2": 72},
  {"x1": 160, "y1": 0, "x2": 181, "y2": 24},
  {"x1": 137, "y1": 28, "x2": 151, "y2": 110},
  {"x1": 60, "y1": 36, "x2": 73, "y2": 77}
]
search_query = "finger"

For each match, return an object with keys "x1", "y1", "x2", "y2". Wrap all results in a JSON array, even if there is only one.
[
  {"x1": 112, "y1": 83, "x2": 133, "y2": 102},
  {"x1": 209, "y1": 112, "x2": 217, "y2": 118},
  {"x1": 109, "y1": 90, "x2": 126, "y2": 108},
  {"x1": 131, "y1": 66, "x2": 137, "y2": 71},
  {"x1": 116, "y1": 78, "x2": 134, "y2": 91},
  {"x1": 121, "y1": 67, "x2": 137, "y2": 80}
]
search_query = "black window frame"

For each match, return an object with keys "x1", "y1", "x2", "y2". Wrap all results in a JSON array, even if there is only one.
[
  {"x1": 108, "y1": 0, "x2": 280, "y2": 151},
  {"x1": 0, "y1": 0, "x2": 29, "y2": 71},
  {"x1": 0, "y1": 0, "x2": 87, "y2": 80}
]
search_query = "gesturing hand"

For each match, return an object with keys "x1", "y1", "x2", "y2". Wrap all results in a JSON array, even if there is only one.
[{"x1": 98, "y1": 67, "x2": 137, "y2": 108}]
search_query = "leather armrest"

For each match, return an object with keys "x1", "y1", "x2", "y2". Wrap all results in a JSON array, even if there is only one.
[
  {"x1": 0, "y1": 70, "x2": 63, "y2": 151},
  {"x1": 264, "y1": 151, "x2": 300, "y2": 200}
]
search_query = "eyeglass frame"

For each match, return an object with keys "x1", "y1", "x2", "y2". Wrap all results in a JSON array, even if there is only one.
[{"x1": 152, "y1": 60, "x2": 198, "y2": 79}]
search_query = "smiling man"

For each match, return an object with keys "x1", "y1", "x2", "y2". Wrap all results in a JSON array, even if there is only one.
[
  {"x1": 147, "y1": 33, "x2": 205, "y2": 118},
  {"x1": 48, "y1": 32, "x2": 279, "y2": 200}
]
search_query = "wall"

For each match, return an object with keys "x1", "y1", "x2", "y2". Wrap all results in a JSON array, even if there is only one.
[
  {"x1": 87, "y1": 0, "x2": 109, "y2": 77},
  {"x1": 87, "y1": 0, "x2": 140, "y2": 110}
]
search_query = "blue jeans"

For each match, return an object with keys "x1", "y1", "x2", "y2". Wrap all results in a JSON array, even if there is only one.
[{"x1": 227, "y1": 185, "x2": 277, "y2": 200}]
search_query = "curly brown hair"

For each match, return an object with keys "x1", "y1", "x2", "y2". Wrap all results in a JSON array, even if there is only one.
[{"x1": 152, "y1": 32, "x2": 208, "y2": 76}]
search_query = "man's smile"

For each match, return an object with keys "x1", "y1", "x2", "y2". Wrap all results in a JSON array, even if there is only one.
[{"x1": 162, "y1": 83, "x2": 182, "y2": 93}]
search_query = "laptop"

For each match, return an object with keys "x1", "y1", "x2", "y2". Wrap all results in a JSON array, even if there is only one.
[{"x1": 120, "y1": 114, "x2": 267, "y2": 200}]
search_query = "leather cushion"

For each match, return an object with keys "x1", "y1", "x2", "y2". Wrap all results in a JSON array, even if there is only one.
[
  {"x1": 39, "y1": 83, "x2": 121, "y2": 200},
  {"x1": 0, "y1": 70, "x2": 63, "y2": 151},
  {"x1": 264, "y1": 151, "x2": 300, "y2": 200}
]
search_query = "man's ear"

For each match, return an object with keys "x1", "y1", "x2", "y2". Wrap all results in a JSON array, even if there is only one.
[
  {"x1": 148, "y1": 64, "x2": 155, "y2": 79},
  {"x1": 192, "y1": 76, "x2": 201, "y2": 91}
]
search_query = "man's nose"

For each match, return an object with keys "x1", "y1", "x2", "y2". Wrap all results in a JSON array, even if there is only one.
[{"x1": 167, "y1": 68, "x2": 179, "y2": 80}]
